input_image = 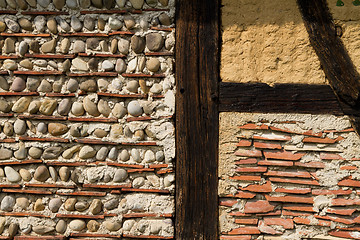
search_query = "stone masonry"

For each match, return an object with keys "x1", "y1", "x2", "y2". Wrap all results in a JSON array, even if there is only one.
[{"x1": 0, "y1": 0, "x2": 175, "y2": 239}]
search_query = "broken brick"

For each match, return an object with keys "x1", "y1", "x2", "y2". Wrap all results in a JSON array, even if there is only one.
[
  {"x1": 226, "y1": 227, "x2": 260, "y2": 235},
  {"x1": 234, "y1": 219, "x2": 258, "y2": 225},
  {"x1": 235, "y1": 158, "x2": 258, "y2": 165},
  {"x1": 239, "y1": 123, "x2": 269, "y2": 130},
  {"x1": 264, "y1": 170, "x2": 311, "y2": 178},
  {"x1": 326, "y1": 208, "x2": 356, "y2": 216},
  {"x1": 244, "y1": 200, "x2": 275, "y2": 214},
  {"x1": 230, "y1": 176, "x2": 261, "y2": 181},
  {"x1": 263, "y1": 217, "x2": 294, "y2": 229},
  {"x1": 264, "y1": 150, "x2": 304, "y2": 161},
  {"x1": 265, "y1": 195, "x2": 313, "y2": 204},
  {"x1": 240, "y1": 181, "x2": 272, "y2": 193},
  {"x1": 312, "y1": 189, "x2": 352, "y2": 196},
  {"x1": 235, "y1": 150, "x2": 263, "y2": 158},
  {"x1": 237, "y1": 140, "x2": 252, "y2": 147},
  {"x1": 268, "y1": 177, "x2": 319, "y2": 186},
  {"x1": 275, "y1": 188, "x2": 311, "y2": 194},
  {"x1": 283, "y1": 205, "x2": 315, "y2": 212},
  {"x1": 254, "y1": 142, "x2": 282, "y2": 150},
  {"x1": 257, "y1": 160, "x2": 293, "y2": 167},
  {"x1": 236, "y1": 167, "x2": 267, "y2": 173}
]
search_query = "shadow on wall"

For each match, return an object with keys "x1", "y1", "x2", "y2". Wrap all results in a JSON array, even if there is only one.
[{"x1": 220, "y1": 0, "x2": 360, "y2": 85}]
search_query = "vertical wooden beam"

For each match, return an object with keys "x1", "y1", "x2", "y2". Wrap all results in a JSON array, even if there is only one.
[{"x1": 175, "y1": 0, "x2": 220, "y2": 239}]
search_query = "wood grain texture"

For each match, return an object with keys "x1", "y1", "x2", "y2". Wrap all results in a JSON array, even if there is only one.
[{"x1": 175, "y1": 0, "x2": 219, "y2": 239}]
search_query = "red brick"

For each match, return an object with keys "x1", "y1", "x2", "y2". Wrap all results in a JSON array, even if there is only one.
[
  {"x1": 337, "y1": 227, "x2": 360, "y2": 231},
  {"x1": 293, "y1": 217, "x2": 311, "y2": 225},
  {"x1": 220, "y1": 236, "x2": 251, "y2": 240},
  {"x1": 220, "y1": 199, "x2": 238, "y2": 207},
  {"x1": 14, "y1": 237, "x2": 65, "y2": 240},
  {"x1": 293, "y1": 217, "x2": 331, "y2": 227},
  {"x1": 240, "y1": 181, "x2": 272, "y2": 193},
  {"x1": 236, "y1": 167, "x2": 267, "y2": 173},
  {"x1": 324, "y1": 128, "x2": 354, "y2": 133},
  {"x1": 331, "y1": 198, "x2": 360, "y2": 206},
  {"x1": 234, "y1": 219, "x2": 258, "y2": 225},
  {"x1": 239, "y1": 123, "x2": 269, "y2": 130},
  {"x1": 235, "y1": 158, "x2": 257, "y2": 165},
  {"x1": 264, "y1": 170, "x2": 311, "y2": 178},
  {"x1": 264, "y1": 150, "x2": 304, "y2": 161},
  {"x1": 312, "y1": 189, "x2": 352, "y2": 196},
  {"x1": 122, "y1": 213, "x2": 172, "y2": 218},
  {"x1": 258, "y1": 160, "x2": 293, "y2": 167},
  {"x1": 275, "y1": 188, "x2": 311, "y2": 194},
  {"x1": 244, "y1": 200, "x2": 275, "y2": 214},
  {"x1": 338, "y1": 179, "x2": 360, "y2": 187},
  {"x1": 258, "y1": 220, "x2": 281, "y2": 235},
  {"x1": 268, "y1": 177, "x2": 319, "y2": 186},
  {"x1": 255, "y1": 210, "x2": 282, "y2": 216},
  {"x1": 230, "y1": 176, "x2": 261, "y2": 181},
  {"x1": 235, "y1": 150, "x2": 262, "y2": 158},
  {"x1": 265, "y1": 195, "x2": 313, "y2": 204},
  {"x1": 229, "y1": 212, "x2": 250, "y2": 217},
  {"x1": 269, "y1": 126, "x2": 322, "y2": 137},
  {"x1": 294, "y1": 161, "x2": 325, "y2": 168},
  {"x1": 315, "y1": 214, "x2": 354, "y2": 225},
  {"x1": 237, "y1": 140, "x2": 252, "y2": 147},
  {"x1": 254, "y1": 142, "x2": 282, "y2": 150},
  {"x1": 282, "y1": 210, "x2": 311, "y2": 217},
  {"x1": 329, "y1": 231, "x2": 360, "y2": 240},
  {"x1": 253, "y1": 134, "x2": 291, "y2": 141},
  {"x1": 320, "y1": 153, "x2": 344, "y2": 160},
  {"x1": 326, "y1": 208, "x2": 356, "y2": 216},
  {"x1": 302, "y1": 137, "x2": 338, "y2": 144},
  {"x1": 340, "y1": 165, "x2": 358, "y2": 170},
  {"x1": 264, "y1": 218, "x2": 294, "y2": 229},
  {"x1": 283, "y1": 205, "x2": 315, "y2": 212},
  {"x1": 224, "y1": 191, "x2": 256, "y2": 199},
  {"x1": 227, "y1": 227, "x2": 260, "y2": 235}
]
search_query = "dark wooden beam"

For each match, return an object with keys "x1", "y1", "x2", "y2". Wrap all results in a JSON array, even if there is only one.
[
  {"x1": 219, "y1": 82, "x2": 359, "y2": 116},
  {"x1": 175, "y1": 0, "x2": 219, "y2": 239},
  {"x1": 297, "y1": 0, "x2": 360, "y2": 107}
]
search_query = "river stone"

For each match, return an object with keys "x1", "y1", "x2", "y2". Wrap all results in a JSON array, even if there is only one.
[
  {"x1": 0, "y1": 99, "x2": 10, "y2": 113},
  {"x1": 159, "y1": 0, "x2": 167, "y2": 5},
  {"x1": 33, "y1": 199, "x2": 45, "y2": 211},
  {"x1": 113, "y1": 169, "x2": 127, "y2": 182},
  {"x1": 124, "y1": 15, "x2": 135, "y2": 29},
  {"x1": 42, "y1": 146, "x2": 62, "y2": 159},
  {"x1": 12, "y1": 97, "x2": 31, "y2": 113},
  {"x1": 53, "y1": 79, "x2": 62, "y2": 92},
  {"x1": 108, "y1": 16, "x2": 122, "y2": 30},
  {"x1": 28, "y1": 101, "x2": 40, "y2": 114},
  {"x1": 144, "y1": 149, "x2": 155, "y2": 163},
  {"x1": 159, "y1": 13, "x2": 171, "y2": 25},
  {"x1": 48, "y1": 60, "x2": 58, "y2": 69},
  {"x1": 32, "y1": 226, "x2": 54, "y2": 235},
  {"x1": 80, "y1": 79, "x2": 97, "y2": 92},
  {"x1": 19, "y1": 18, "x2": 32, "y2": 31},
  {"x1": 139, "y1": 18, "x2": 148, "y2": 30},
  {"x1": 119, "y1": 149, "x2": 129, "y2": 161},
  {"x1": 55, "y1": 17, "x2": 71, "y2": 32},
  {"x1": 3, "y1": 59, "x2": 17, "y2": 70},
  {"x1": 108, "y1": 147, "x2": 117, "y2": 160},
  {"x1": 138, "y1": 56, "x2": 146, "y2": 72},
  {"x1": 10, "y1": 77, "x2": 26, "y2": 92},
  {"x1": 16, "y1": 0, "x2": 27, "y2": 9},
  {"x1": 71, "y1": 168, "x2": 82, "y2": 184},
  {"x1": 97, "y1": 17, "x2": 105, "y2": 30},
  {"x1": 34, "y1": 59, "x2": 47, "y2": 67},
  {"x1": 97, "y1": 79, "x2": 108, "y2": 92},
  {"x1": 116, "y1": 0, "x2": 125, "y2": 7},
  {"x1": 0, "y1": 76, "x2": 9, "y2": 91},
  {"x1": 73, "y1": 40, "x2": 85, "y2": 53},
  {"x1": 129, "y1": 0, "x2": 143, "y2": 9},
  {"x1": 38, "y1": 0, "x2": 50, "y2": 7},
  {"x1": 127, "y1": 100, "x2": 143, "y2": 117},
  {"x1": 94, "y1": 129, "x2": 107, "y2": 138},
  {"x1": 14, "y1": 119, "x2": 26, "y2": 135},
  {"x1": 62, "y1": 145, "x2": 80, "y2": 159},
  {"x1": 25, "y1": 78, "x2": 39, "y2": 92},
  {"x1": 8, "y1": 223, "x2": 19, "y2": 238},
  {"x1": 110, "y1": 39, "x2": 118, "y2": 53},
  {"x1": 39, "y1": 99, "x2": 57, "y2": 115},
  {"x1": 57, "y1": 99, "x2": 71, "y2": 116},
  {"x1": 49, "y1": 166, "x2": 57, "y2": 181},
  {"x1": 5, "y1": 18, "x2": 20, "y2": 32},
  {"x1": 67, "y1": 79, "x2": 78, "y2": 92},
  {"x1": 59, "y1": 166, "x2": 70, "y2": 181},
  {"x1": 34, "y1": 16, "x2": 46, "y2": 32},
  {"x1": 131, "y1": 35, "x2": 145, "y2": 53},
  {"x1": 127, "y1": 58, "x2": 137, "y2": 72},
  {"x1": 48, "y1": 198, "x2": 62, "y2": 213},
  {"x1": 83, "y1": 16, "x2": 95, "y2": 30},
  {"x1": 89, "y1": 199, "x2": 102, "y2": 214},
  {"x1": 16, "y1": 197, "x2": 29, "y2": 210},
  {"x1": 69, "y1": 220, "x2": 86, "y2": 231},
  {"x1": 48, "y1": 123, "x2": 68, "y2": 136},
  {"x1": 86, "y1": 38, "x2": 99, "y2": 50},
  {"x1": 150, "y1": 83, "x2": 162, "y2": 94},
  {"x1": 72, "y1": 58, "x2": 88, "y2": 71},
  {"x1": 47, "y1": 18, "x2": 57, "y2": 34},
  {"x1": 75, "y1": 201, "x2": 89, "y2": 211},
  {"x1": 5, "y1": 167, "x2": 21, "y2": 182},
  {"x1": 3, "y1": 122, "x2": 13, "y2": 136},
  {"x1": 110, "y1": 124, "x2": 122, "y2": 138},
  {"x1": 146, "y1": 58, "x2": 160, "y2": 72},
  {"x1": 112, "y1": 103, "x2": 127, "y2": 118},
  {"x1": 34, "y1": 166, "x2": 50, "y2": 182},
  {"x1": 38, "y1": 80, "x2": 52, "y2": 92},
  {"x1": 133, "y1": 176, "x2": 145, "y2": 188},
  {"x1": 1, "y1": 196, "x2": 15, "y2": 211},
  {"x1": 60, "y1": 38, "x2": 70, "y2": 54},
  {"x1": 103, "y1": 220, "x2": 121, "y2": 231},
  {"x1": 64, "y1": 198, "x2": 76, "y2": 211},
  {"x1": 131, "y1": 149, "x2": 141, "y2": 162},
  {"x1": 79, "y1": 0, "x2": 90, "y2": 8},
  {"x1": 100, "y1": 40, "x2": 108, "y2": 51},
  {"x1": 25, "y1": 0, "x2": 36, "y2": 7},
  {"x1": 4, "y1": 38, "x2": 15, "y2": 54},
  {"x1": 19, "y1": 169, "x2": 30, "y2": 181},
  {"x1": 53, "y1": 0, "x2": 65, "y2": 9},
  {"x1": 56, "y1": 220, "x2": 67, "y2": 234},
  {"x1": 103, "y1": 0, "x2": 114, "y2": 8},
  {"x1": 29, "y1": 147, "x2": 42, "y2": 159},
  {"x1": 104, "y1": 199, "x2": 118, "y2": 210},
  {"x1": 97, "y1": 99, "x2": 111, "y2": 117},
  {"x1": 19, "y1": 59, "x2": 33, "y2": 69},
  {"x1": 134, "y1": 129, "x2": 144, "y2": 140},
  {"x1": 71, "y1": 102, "x2": 85, "y2": 116},
  {"x1": 41, "y1": 39, "x2": 56, "y2": 53},
  {"x1": 83, "y1": 96, "x2": 100, "y2": 116},
  {"x1": 62, "y1": 59, "x2": 71, "y2": 72},
  {"x1": 88, "y1": 58, "x2": 98, "y2": 71},
  {"x1": 29, "y1": 40, "x2": 40, "y2": 53},
  {"x1": 102, "y1": 60, "x2": 114, "y2": 71},
  {"x1": 145, "y1": 0, "x2": 156, "y2": 7},
  {"x1": 0, "y1": 21, "x2": 5, "y2": 32},
  {"x1": 126, "y1": 80, "x2": 139, "y2": 93},
  {"x1": 18, "y1": 41, "x2": 28, "y2": 56},
  {"x1": 124, "y1": 126, "x2": 132, "y2": 137},
  {"x1": 87, "y1": 220, "x2": 100, "y2": 232},
  {"x1": 66, "y1": 0, "x2": 77, "y2": 9},
  {"x1": 146, "y1": 33, "x2": 164, "y2": 51},
  {"x1": 91, "y1": 0, "x2": 102, "y2": 8},
  {"x1": 95, "y1": 146, "x2": 108, "y2": 161},
  {"x1": 70, "y1": 16, "x2": 82, "y2": 31},
  {"x1": 118, "y1": 38, "x2": 129, "y2": 55},
  {"x1": 115, "y1": 59, "x2": 126, "y2": 73},
  {"x1": 79, "y1": 145, "x2": 96, "y2": 159}
]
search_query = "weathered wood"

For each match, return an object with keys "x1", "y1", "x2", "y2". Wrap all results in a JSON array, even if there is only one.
[
  {"x1": 219, "y1": 82, "x2": 350, "y2": 115},
  {"x1": 297, "y1": 0, "x2": 360, "y2": 107},
  {"x1": 175, "y1": 0, "x2": 219, "y2": 239}
]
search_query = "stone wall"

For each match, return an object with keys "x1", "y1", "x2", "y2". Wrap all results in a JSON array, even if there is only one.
[{"x1": 0, "y1": 0, "x2": 175, "y2": 239}]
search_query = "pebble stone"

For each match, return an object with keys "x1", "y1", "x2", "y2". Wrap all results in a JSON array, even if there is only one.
[
  {"x1": 60, "y1": 38, "x2": 70, "y2": 53},
  {"x1": 72, "y1": 58, "x2": 88, "y2": 71},
  {"x1": 91, "y1": 0, "x2": 102, "y2": 8},
  {"x1": 96, "y1": 146, "x2": 108, "y2": 161},
  {"x1": 131, "y1": 35, "x2": 145, "y2": 53},
  {"x1": 38, "y1": 79, "x2": 52, "y2": 92},
  {"x1": 97, "y1": 79, "x2": 108, "y2": 91},
  {"x1": 5, "y1": 18, "x2": 20, "y2": 32},
  {"x1": 97, "y1": 18, "x2": 105, "y2": 30},
  {"x1": 34, "y1": 199, "x2": 45, "y2": 211},
  {"x1": 87, "y1": 220, "x2": 100, "y2": 232},
  {"x1": 47, "y1": 18, "x2": 58, "y2": 34},
  {"x1": 18, "y1": 41, "x2": 29, "y2": 56},
  {"x1": 29, "y1": 40, "x2": 40, "y2": 53},
  {"x1": 19, "y1": 59, "x2": 33, "y2": 69},
  {"x1": 49, "y1": 198, "x2": 62, "y2": 212},
  {"x1": 39, "y1": 99, "x2": 57, "y2": 115},
  {"x1": 103, "y1": 220, "x2": 121, "y2": 231},
  {"x1": 124, "y1": 15, "x2": 136, "y2": 29},
  {"x1": 4, "y1": 38, "x2": 15, "y2": 54},
  {"x1": 104, "y1": 199, "x2": 118, "y2": 210},
  {"x1": 127, "y1": 80, "x2": 139, "y2": 93},
  {"x1": 131, "y1": 149, "x2": 141, "y2": 162},
  {"x1": 32, "y1": 226, "x2": 54, "y2": 235},
  {"x1": 38, "y1": 0, "x2": 51, "y2": 7},
  {"x1": 41, "y1": 39, "x2": 57, "y2": 53},
  {"x1": 79, "y1": 145, "x2": 96, "y2": 159},
  {"x1": 49, "y1": 166, "x2": 58, "y2": 181},
  {"x1": 8, "y1": 223, "x2": 19, "y2": 238},
  {"x1": 80, "y1": 79, "x2": 97, "y2": 92},
  {"x1": 11, "y1": 77, "x2": 26, "y2": 92},
  {"x1": 146, "y1": 33, "x2": 164, "y2": 51},
  {"x1": 70, "y1": 16, "x2": 82, "y2": 31},
  {"x1": 34, "y1": 16, "x2": 46, "y2": 32},
  {"x1": 69, "y1": 220, "x2": 86, "y2": 231},
  {"x1": 71, "y1": 102, "x2": 85, "y2": 116},
  {"x1": 73, "y1": 40, "x2": 86, "y2": 53},
  {"x1": 48, "y1": 123, "x2": 68, "y2": 136},
  {"x1": 86, "y1": 38, "x2": 99, "y2": 50},
  {"x1": 75, "y1": 201, "x2": 89, "y2": 212},
  {"x1": 26, "y1": 0, "x2": 37, "y2": 8},
  {"x1": 113, "y1": 168, "x2": 128, "y2": 182},
  {"x1": 1, "y1": 196, "x2": 15, "y2": 211},
  {"x1": 88, "y1": 58, "x2": 99, "y2": 71},
  {"x1": 115, "y1": 58, "x2": 126, "y2": 73},
  {"x1": 29, "y1": 147, "x2": 43, "y2": 159},
  {"x1": 16, "y1": 197, "x2": 29, "y2": 210},
  {"x1": 108, "y1": 17, "x2": 123, "y2": 30},
  {"x1": 89, "y1": 199, "x2": 102, "y2": 214},
  {"x1": 67, "y1": 79, "x2": 79, "y2": 92},
  {"x1": 102, "y1": 60, "x2": 115, "y2": 71},
  {"x1": 3, "y1": 59, "x2": 17, "y2": 70},
  {"x1": 116, "y1": 0, "x2": 125, "y2": 7},
  {"x1": 28, "y1": 101, "x2": 40, "y2": 114},
  {"x1": 4, "y1": 166, "x2": 21, "y2": 182},
  {"x1": 66, "y1": 0, "x2": 78, "y2": 9},
  {"x1": 0, "y1": 76, "x2": 9, "y2": 91},
  {"x1": 108, "y1": 147, "x2": 117, "y2": 160},
  {"x1": 56, "y1": 220, "x2": 67, "y2": 234},
  {"x1": 19, "y1": 169, "x2": 31, "y2": 181},
  {"x1": 0, "y1": 21, "x2": 6, "y2": 32},
  {"x1": 34, "y1": 166, "x2": 50, "y2": 182},
  {"x1": 56, "y1": 17, "x2": 71, "y2": 32},
  {"x1": 159, "y1": 13, "x2": 172, "y2": 26},
  {"x1": 127, "y1": 100, "x2": 143, "y2": 117},
  {"x1": 112, "y1": 103, "x2": 127, "y2": 118},
  {"x1": 53, "y1": 0, "x2": 65, "y2": 9},
  {"x1": 84, "y1": 16, "x2": 95, "y2": 31},
  {"x1": 3, "y1": 122, "x2": 13, "y2": 137},
  {"x1": 62, "y1": 145, "x2": 81, "y2": 159},
  {"x1": 59, "y1": 166, "x2": 70, "y2": 181},
  {"x1": 118, "y1": 38, "x2": 130, "y2": 55},
  {"x1": 64, "y1": 198, "x2": 77, "y2": 211},
  {"x1": 119, "y1": 149, "x2": 130, "y2": 161},
  {"x1": 147, "y1": 58, "x2": 160, "y2": 72},
  {"x1": 12, "y1": 97, "x2": 32, "y2": 113},
  {"x1": 58, "y1": 98, "x2": 72, "y2": 116},
  {"x1": 83, "y1": 96, "x2": 100, "y2": 116},
  {"x1": 129, "y1": 0, "x2": 144, "y2": 9},
  {"x1": 94, "y1": 129, "x2": 107, "y2": 138},
  {"x1": 42, "y1": 146, "x2": 62, "y2": 159},
  {"x1": 98, "y1": 99, "x2": 111, "y2": 117}
]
